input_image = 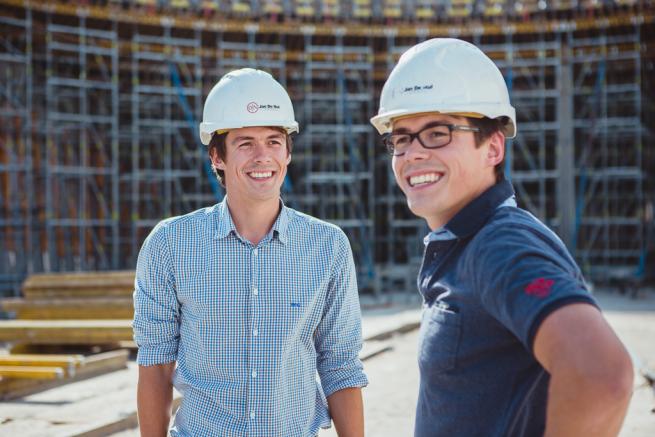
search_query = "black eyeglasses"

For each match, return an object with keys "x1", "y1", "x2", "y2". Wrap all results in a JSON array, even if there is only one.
[{"x1": 383, "y1": 123, "x2": 480, "y2": 156}]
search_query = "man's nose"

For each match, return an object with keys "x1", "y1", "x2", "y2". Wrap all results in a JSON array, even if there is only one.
[
  {"x1": 253, "y1": 143, "x2": 273, "y2": 162},
  {"x1": 403, "y1": 137, "x2": 428, "y2": 160}
]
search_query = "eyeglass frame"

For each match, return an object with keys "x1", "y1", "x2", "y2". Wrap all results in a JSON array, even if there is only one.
[{"x1": 382, "y1": 122, "x2": 480, "y2": 157}]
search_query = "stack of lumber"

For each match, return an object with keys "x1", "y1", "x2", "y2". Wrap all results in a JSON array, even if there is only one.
[
  {"x1": 0, "y1": 271, "x2": 135, "y2": 399},
  {"x1": 2, "y1": 271, "x2": 135, "y2": 319},
  {"x1": 0, "y1": 271, "x2": 135, "y2": 347},
  {"x1": 0, "y1": 349, "x2": 129, "y2": 400}
]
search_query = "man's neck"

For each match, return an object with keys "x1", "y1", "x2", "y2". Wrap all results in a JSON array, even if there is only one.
[
  {"x1": 426, "y1": 178, "x2": 498, "y2": 231},
  {"x1": 226, "y1": 196, "x2": 281, "y2": 246}
]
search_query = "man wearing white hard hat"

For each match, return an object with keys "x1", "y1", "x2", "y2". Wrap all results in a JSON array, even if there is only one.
[
  {"x1": 372, "y1": 38, "x2": 633, "y2": 437},
  {"x1": 134, "y1": 68, "x2": 367, "y2": 437}
]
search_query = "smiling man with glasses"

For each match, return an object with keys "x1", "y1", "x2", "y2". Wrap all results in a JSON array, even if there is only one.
[{"x1": 372, "y1": 38, "x2": 633, "y2": 437}]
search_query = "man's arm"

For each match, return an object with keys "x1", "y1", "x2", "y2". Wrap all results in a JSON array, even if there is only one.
[
  {"x1": 137, "y1": 362, "x2": 175, "y2": 437},
  {"x1": 314, "y1": 231, "x2": 368, "y2": 436},
  {"x1": 533, "y1": 303, "x2": 633, "y2": 437},
  {"x1": 327, "y1": 387, "x2": 364, "y2": 437}
]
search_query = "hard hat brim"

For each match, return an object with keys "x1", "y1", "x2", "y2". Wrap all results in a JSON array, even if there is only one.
[
  {"x1": 199, "y1": 121, "x2": 300, "y2": 146},
  {"x1": 370, "y1": 104, "x2": 516, "y2": 139}
]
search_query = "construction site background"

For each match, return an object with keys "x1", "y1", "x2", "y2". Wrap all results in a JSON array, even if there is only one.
[
  {"x1": 1, "y1": 0, "x2": 654, "y2": 297},
  {"x1": 0, "y1": 1, "x2": 654, "y2": 435}
]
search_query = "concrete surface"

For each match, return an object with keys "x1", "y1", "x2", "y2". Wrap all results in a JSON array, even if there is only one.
[{"x1": 2, "y1": 289, "x2": 654, "y2": 437}]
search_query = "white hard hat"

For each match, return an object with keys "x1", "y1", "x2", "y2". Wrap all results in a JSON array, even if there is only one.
[
  {"x1": 371, "y1": 38, "x2": 516, "y2": 138},
  {"x1": 199, "y1": 68, "x2": 299, "y2": 145}
]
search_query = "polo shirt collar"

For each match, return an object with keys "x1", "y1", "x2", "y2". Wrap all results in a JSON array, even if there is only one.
[{"x1": 444, "y1": 179, "x2": 515, "y2": 238}]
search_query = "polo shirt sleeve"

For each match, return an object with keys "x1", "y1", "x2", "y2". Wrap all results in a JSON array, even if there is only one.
[
  {"x1": 133, "y1": 221, "x2": 180, "y2": 366},
  {"x1": 314, "y1": 230, "x2": 369, "y2": 398},
  {"x1": 470, "y1": 223, "x2": 598, "y2": 352}
]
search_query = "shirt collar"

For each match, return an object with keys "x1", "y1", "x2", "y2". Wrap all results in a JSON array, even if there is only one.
[
  {"x1": 443, "y1": 179, "x2": 515, "y2": 238},
  {"x1": 271, "y1": 199, "x2": 289, "y2": 245},
  {"x1": 214, "y1": 197, "x2": 289, "y2": 245},
  {"x1": 423, "y1": 227, "x2": 458, "y2": 245},
  {"x1": 214, "y1": 199, "x2": 236, "y2": 240}
]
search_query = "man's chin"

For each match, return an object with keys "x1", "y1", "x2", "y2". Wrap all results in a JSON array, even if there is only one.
[
  {"x1": 248, "y1": 188, "x2": 282, "y2": 201},
  {"x1": 407, "y1": 201, "x2": 433, "y2": 221}
]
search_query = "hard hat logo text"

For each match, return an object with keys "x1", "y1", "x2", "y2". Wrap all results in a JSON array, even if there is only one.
[
  {"x1": 247, "y1": 102, "x2": 281, "y2": 113},
  {"x1": 400, "y1": 84, "x2": 434, "y2": 94}
]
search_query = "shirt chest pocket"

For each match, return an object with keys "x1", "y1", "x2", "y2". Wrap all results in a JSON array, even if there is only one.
[{"x1": 418, "y1": 306, "x2": 461, "y2": 374}]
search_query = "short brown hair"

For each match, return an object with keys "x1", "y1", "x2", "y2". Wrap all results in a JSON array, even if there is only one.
[
  {"x1": 207, "y1": 127, "x2": 293, "y2": 186},
  {"x1": 468, "y1": 117, "x2": 508, "y2": 183}
]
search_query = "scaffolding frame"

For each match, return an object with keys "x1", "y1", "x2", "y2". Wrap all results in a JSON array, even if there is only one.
[
  {"x1": 127, "y1": 23, "x2": 209, "y2": 264},
  {"x1": 0, "y1": 1, "x2": 652, "y2": 296},
  {"x1": 373, "y1": 32, "x2": 429, "y2": 295},
  {"x1": 43, "y1": 12, "x2": 120, "y2": 273},
  {"x1": 0, "y1": 9, "x2": 32, "y2": 295},
  {"x1": 479, "y1": 33, "x2": 562, "y2": 234},
  {"x1": 568, "y1": 25, "x2": 645, "y2": 278},
  {"x1": 296, "y1": 29, "x2": 377, "y2": 291}
]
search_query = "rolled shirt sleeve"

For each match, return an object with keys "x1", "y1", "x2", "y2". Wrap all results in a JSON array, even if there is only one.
[
  {"x1": 314, "y1": 231, "x2": 369, "y2": 397},
  {"x1": 133, "y1": 221, "x2": 180, "y2": 366}
]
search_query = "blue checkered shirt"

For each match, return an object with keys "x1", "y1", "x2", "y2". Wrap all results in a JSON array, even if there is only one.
[{"x1": 133, "y1": 199, "x2": 368, "y2": 437}]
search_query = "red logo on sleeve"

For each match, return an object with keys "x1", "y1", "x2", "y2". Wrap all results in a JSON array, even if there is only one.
[{"x1": 524, "y1": 278, "x2": 554, "y2": 298}]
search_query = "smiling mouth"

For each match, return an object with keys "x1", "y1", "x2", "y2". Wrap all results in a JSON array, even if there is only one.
[
  {"x1": 247, "y1": 171, "x2": 274, "y2": 180},
  {"x1": 407, "y1": 172, "x2": 443, "y2": 188}
]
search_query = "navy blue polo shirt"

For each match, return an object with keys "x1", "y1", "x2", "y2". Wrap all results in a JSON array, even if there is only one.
[{"x1": 414, "y1": 180, "x2": 597, "y2": 437}]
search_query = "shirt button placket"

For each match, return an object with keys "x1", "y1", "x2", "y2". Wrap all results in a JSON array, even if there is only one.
[{"x1": 249, "y1": 245, "x2": 260, "y2": 424}]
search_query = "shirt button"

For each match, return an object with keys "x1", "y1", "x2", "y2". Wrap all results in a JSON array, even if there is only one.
[
  {"x1": 253, "y1": 328, "x2": 258, "y2": 336},
  {"x1": 252, "y1": 370, "x2": 257, "y2": 378},
  {"x1": 250, "y1": 411, "x2": 255, "y2": 419},
  {"x1": 253, "y1": 249, "x2": 258, "y2": 256},
  {"x1": 253, "y1": 287, "x2": 258, "y2": 295}
]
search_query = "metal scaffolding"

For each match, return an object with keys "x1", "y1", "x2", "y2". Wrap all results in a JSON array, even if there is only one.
[
  {"x1": 0, "y1": 8, "x2": 32, "y2": 296},
  {"x1": 569, "y1": 25, "x2": 645, "y2": 278},
  {"x1": 479, "y1": 33, "x2": 562, "y2": 235},
  {"x1": 43, "y1": 12, "x2": 120, "y2": 274},
  {"x1": 294, "y1": 30, "x2": 377, "y2": 291},
  {"x1": 127, "y1": 23, "x2": 212, "y2": 265},
  {"x1": 0, "y1": 0, "x2": 652, "y2": 296},
  {"x1": 374, "y1": 32, "x2": 428, "y2": 295}
]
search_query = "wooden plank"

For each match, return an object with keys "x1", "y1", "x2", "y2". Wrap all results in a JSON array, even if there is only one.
[
  {"x1": 0, "y1": 320, "x2": 134, "y2": 345},
  {"x1": 23, "y1": 271, "x2": 135, "y2": 288},
  {"x1": 22, "y1": 271, "x2": 135, "y2": 300},
  {"x1": 0, "y1": 354, "x2": 83, "y2": 376},
  {"x1": 0, "y1": 366, "x2": 65, "y2": 379},
  {"x1": 2, "y1": 298, "x2": 133, "y2": 320},
  {"x1": 0, "y1": 349, "x2": 129, "y2": 400},
  {"x1": 22, "y1": 287, "x2": 134, "y2": 300},
  {"x1": 80, "y1": 349, "x2": 129, "y2": 374}
]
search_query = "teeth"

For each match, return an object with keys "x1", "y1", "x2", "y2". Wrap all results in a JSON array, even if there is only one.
[
  {"x1": 250, "y1": 171, "x2": 273, "y2": 179},
  {"x1": 409, "y1": 173, "x2": 441, "y2": 187}
]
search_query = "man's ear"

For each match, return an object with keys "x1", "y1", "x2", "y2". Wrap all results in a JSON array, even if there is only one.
[
  {"x1": 486, "y1": 131, "x2": 505, "y2": 168},
  {"x1": 209, "y1": 149, "x2": 226, "y2": 170},
  {"x1": 286, "y1": 152, "x2": 292, "y2": 165}
]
